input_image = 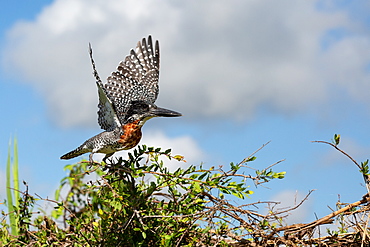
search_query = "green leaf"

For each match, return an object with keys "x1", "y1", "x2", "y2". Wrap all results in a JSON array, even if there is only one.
[
  {"x1": 198, "y1": 171, "x2": 208, "y2": 181},
  {"x1": 173, "y1": 155, "x2": 184, "y2": 161},
  {"x1": 230, "y1": 162, "x2": 238, "y2": 171},
  {"x1": 246, "y1": 156, "x2": 257, "y2": 162},
  {"x1": 361, "y1": 160, "x2": 369, "y2": 175},
  {"x1": 219, "y1": 192, "x2": 224, "y2": 199},
  {"x1": 273, "y1": 171, "x2": 286, "y2": 179},
  {"x1": 192, "y1": 182, "x2": 202, "y2": 193},
  {"x1": 334, "y1": 134, "x2": 340, "y2": 146},
  {"x1": 54, "y1": 188, "x2": 61, "y2": 201},
  {"x1": 232, "y1": 191, "x2": 245, "y2": 199}
]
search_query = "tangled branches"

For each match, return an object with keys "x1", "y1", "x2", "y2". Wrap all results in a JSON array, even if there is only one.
[{"x1": 2, "y1": 135, "x2": 370, "y2": 246}]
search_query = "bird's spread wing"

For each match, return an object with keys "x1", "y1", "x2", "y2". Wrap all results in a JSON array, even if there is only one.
[
  {"x1": 89, "y1": 44, "x2": 121, "y2": 131},
  {"x1": 102, "y1": 36, "x2": 160, "y2": 124},
  {"x1": 96, "y1": 81, "x2": 121, "y2": 131}
]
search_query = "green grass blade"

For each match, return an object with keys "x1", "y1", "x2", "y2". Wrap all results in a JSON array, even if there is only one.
[
  {"x1": 13, "y1": 137, "x2": 19, "y2": 208},
  {"x1": 6, "y1": 138, "x2": 17, "y2": 235},
  {"x1": 13, "y1": 136, "x2": 20, "y2": 234}
]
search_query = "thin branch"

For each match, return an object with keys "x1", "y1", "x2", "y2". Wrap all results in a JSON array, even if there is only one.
[
  {"x1": 238, "y1": 141, "x2": 271, "y2": 166},
  {"x1": 312, "y1": 140, "x2": 370, "y2": 193},
  {"x1": 283, "y1": 193, "x2": 370, "y2": 235},
  {"x1": 311, "y1": 140, "x2": 361, "y2": 169},
  {"x1": 269, "y1": 190, "x2": 315, "y2": 217}
]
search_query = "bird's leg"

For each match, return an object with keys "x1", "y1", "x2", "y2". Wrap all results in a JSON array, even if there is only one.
[{"x1": 89, "y1": 152, "x2": 94, "y2": 164}]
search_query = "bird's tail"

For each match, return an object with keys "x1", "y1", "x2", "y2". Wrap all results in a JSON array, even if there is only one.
[{"x1": 60, "y1": 146, "x2": 88, "y2": 160}]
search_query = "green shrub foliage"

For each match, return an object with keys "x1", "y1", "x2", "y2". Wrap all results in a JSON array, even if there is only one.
[
  {"x1": 3, "y1": 136, "x2": 370, "y2": 246},
  {"x1": 1, "y1": 145, "x2": 286, "y2": 246}
]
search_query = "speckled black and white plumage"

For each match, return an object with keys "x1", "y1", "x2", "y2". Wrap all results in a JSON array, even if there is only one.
[
  {"x1": 98, "y1": 36, "x2": 160, "y2": 127},
  {"x1": 60, "y1": 36, "x2": 181, "y2": 163},
  {"x1": 60, "y1": 128, "x2": 124, "y2": 162}
]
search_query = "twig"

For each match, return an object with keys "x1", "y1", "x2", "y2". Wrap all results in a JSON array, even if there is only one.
[
  {"x1": 311, "y1": 140, "x2": 361, "y2": 169},
  {"x1": 269, "y1": 190, "x2": 315, "y2": 217},
  {"x1": 238, "y1": 141, "x2": 271, "y2": 166},
  {"x1": 312, "y1": 140, "x2": 370, "y2": 194},
  {"x1": 283, "y1": 193, "x2": 370, "y2": 235}
]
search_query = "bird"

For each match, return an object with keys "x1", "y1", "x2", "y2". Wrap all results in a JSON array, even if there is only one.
[{"x1": 60, "y1": 35, "x2": 182, "y2": 163}]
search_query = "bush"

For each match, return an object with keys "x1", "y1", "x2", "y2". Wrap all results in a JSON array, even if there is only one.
[{"x1": 2, "y1": 135, "x2": 370, "y2": 246}]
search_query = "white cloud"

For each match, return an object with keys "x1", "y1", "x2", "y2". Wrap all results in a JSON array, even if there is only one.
[
  {"x1": 2, "y1": 0, "x2": 370, "y2": 127},
  {"x1": 321, "y1": 36, "x2": 370, "y2": 100},
  {"x1": 141, "y1": 129, "x2": 205, "y2": 166}
]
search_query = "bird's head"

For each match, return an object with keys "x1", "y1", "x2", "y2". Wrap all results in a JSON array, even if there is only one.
[{"x1": 124, "y1": 100, "x2": 182, "y2": 126}]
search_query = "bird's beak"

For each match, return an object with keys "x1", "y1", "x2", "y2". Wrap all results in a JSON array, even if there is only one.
[{"x1": 150, "y1": 107, "x2": 182, "y2": 117}]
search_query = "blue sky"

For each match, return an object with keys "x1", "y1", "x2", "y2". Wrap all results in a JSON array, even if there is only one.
[{"x1": 1, "y1": 0, "x2": 370, "y2": 225}]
